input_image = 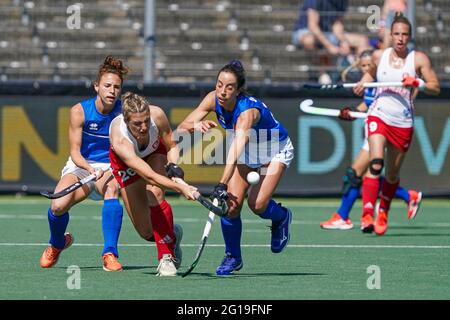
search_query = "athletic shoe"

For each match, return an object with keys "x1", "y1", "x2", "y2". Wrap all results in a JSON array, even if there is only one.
[
  {"x1": 270, "y1": 205, "x2": 292, "y2": 253},
  {"x1": 173, "y1": 224, "x2": 183, "y2": 269},
  {"x1": 40, "y1": 232, "x2": 74, "y2": 268},
  {"x1": 216, "y1": 253, "x2": 243, "y2": 276},
  {"x1": 360, "y1": 214, "x2": 374, "y2": 233},
  {"x1": 102, "y1": 252, "x2": 123, "y2": 272},
  {"x1": 407, "y1": 190, "x2": 423, "y2": 220},
  {"x1": 320, "y1": 213, "x2": 354, "y2": 230},
  {"x1": 374, "y1": 209, "x2": 389, "y2": 236},
  {"x1": 156, "y1": 254, "x2": 177, "y2": 276}
]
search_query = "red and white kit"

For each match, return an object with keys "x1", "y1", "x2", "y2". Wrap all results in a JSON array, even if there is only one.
[
  {"x1": 109, "y1": 114, "x2": 167, "y2": 187},
  {"x1": 367, "y1": 48, "x2": 416, "y2": 151}
]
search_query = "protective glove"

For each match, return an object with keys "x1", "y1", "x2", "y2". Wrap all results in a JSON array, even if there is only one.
[
  {"x1": 165, "y1": 162, "x2": 185, "y2": 179},
  {"x1": 211, "y1": 183, "x2": 228, "y2": 202},
  {"x1": 338, "y1": 106, "x2": 356, "y2": 121},
  {"x1": 402, "y1": 76, "x2": 425, "y2": 91}
]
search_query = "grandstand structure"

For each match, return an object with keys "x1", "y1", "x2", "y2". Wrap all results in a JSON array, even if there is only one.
[{"x1": 0, "y1": 0, "x2": 449, "y2": 84}]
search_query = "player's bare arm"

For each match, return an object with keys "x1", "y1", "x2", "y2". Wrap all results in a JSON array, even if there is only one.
[
  {"x1": 69, "y1": 103, "x2": 99, "y2": 176},
  {"x1": 415, "y1": 51, "x2": 440, "y2": 96},
  {"x1": 151, "y1": 105, "x2": 180, "y2": 165},
  {"x1": 177, "y1": 91, "x2": 217, "y2": 133},
  {"x1": 219, "y1": 108, "x2": 260, "y2": 184},
  {"x1": 110, "y1": 121, "x2": 196, "y2": 199}
]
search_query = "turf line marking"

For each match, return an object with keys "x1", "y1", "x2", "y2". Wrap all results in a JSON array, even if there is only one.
[{"x1": 1, "y1": 243, "x2": 449, "y2": 249}]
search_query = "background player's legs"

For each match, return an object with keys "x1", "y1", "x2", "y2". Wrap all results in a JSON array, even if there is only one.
[{"x1": 337, "y1": 149, "x2": 369, "y2": 220}]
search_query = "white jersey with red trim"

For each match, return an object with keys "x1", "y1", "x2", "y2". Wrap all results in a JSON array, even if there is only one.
[
  {"x1": 111, "y1": 114, "x2": 161, "y2": 159},
  {"x1": 369, "y1": 48, "x2": 416, "y2": 128}
]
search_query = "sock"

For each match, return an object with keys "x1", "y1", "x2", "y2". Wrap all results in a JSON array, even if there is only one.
[
  {"x1": 150, "y1": 200, "x2": 175, "y2": 260},
  {"x1": 362, "y1": 176, "x2": 379, "y2": 217},
  {"x1": 47, "y1": 208, "x2": 69, "y2": 249},
  {"x1": 259, "y1": 199, "x2": 287, "y2": 222},
  {"x1": 379, "y1": 179, "x2": 399, "y2": 212},
  {"x1": 220, "y1": 215, "x2": 242, "y2": 259},
  {"x1": 337, "y1": 186, "x2": 360, "y2": 220},
  {"x1": 395, "y1": 186, "x2": 410, "y2": 203},
  {"x1": 101, "y1": 199, "x2": 123, "y2": 257}
]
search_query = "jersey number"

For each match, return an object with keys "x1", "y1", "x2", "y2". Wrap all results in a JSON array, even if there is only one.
[{"x1": 118, "y1": 168, "x2": 137, "y2": 182}]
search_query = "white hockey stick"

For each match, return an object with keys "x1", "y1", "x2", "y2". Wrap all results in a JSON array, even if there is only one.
[
  {"x1": 304, "y1": 81, "x2": 403, "y2": 90},
  {"x1": 299, "y1": 99, "x2": 367, "y2": 119}
]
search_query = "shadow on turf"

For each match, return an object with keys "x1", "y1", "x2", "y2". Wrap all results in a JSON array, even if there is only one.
[{"x1": 172, "y1": 272, "x2": 325, "y2": 278}]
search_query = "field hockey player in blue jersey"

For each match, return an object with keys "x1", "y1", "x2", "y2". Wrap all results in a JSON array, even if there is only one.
[
  {"x1": 177, "y1": 60, "x2": 295, "y2": 276},
  {"x1": 40, "y1": 56, "x2": 128, "y2": 272}
]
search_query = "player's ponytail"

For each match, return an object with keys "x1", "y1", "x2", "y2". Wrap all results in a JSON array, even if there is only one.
[
  {"x1": 97, "y1": 55, "x2": 130, "y2": 84},
  {"x1": 121, "y1": 91, "x2": 149, "y2": 122},
  {"x1": 391, "y1": 12, "x2": 412, "y2": 35}
]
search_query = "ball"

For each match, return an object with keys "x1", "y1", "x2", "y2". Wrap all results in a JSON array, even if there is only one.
[{"x1": 246, "y1": 171, "x2": 260, "y2": 185}]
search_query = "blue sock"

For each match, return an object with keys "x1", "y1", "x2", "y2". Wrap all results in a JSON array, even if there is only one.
[
  {"x1": 337, "y1": 186, "x2": 360, "y2": 220},
  {"x1": 259, "y1": 199, "x2": 287, "y2": 222},
  {"x1": 220, "y1": 215, "x2": 242, "y2": 259},
  {"x1": 101, "y1": 199, "x2": 123, "y2": 257},
  {"x1": 47, "y1": 208, "x2": 69, "y2": 249},
  {"x1": 395, "y1": 186, "x2": 410, "y2": 203}
]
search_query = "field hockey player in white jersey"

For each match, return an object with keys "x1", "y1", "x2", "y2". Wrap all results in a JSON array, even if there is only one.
[
  {"x1": 109, "y1": 92, "x2": 197, "y2": 276},
  {"x1": 353, "y1": 12, "x2": 440, "y2": 236}
]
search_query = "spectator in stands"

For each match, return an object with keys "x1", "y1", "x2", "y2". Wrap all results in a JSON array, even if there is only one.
[{"x1": 292, "y1": 0, "x2": 371, "y2": 57}]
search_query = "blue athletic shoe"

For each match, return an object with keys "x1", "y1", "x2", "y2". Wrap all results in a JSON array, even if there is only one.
[
  {"x1": 215, "y1": 253, "x2": 243, "y2": 276},
  {"x1": 271, "y1": 206, "x2": 292, "y2": 253}
]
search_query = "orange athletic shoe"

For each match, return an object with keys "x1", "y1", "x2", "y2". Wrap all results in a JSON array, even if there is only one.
[
  {"x1": 407, "y1": 190, "x2": 423, "y2": 220},
  {"x1": 102, "y1": 253, "x2": 123, "y2": 272},
  {"x1": 360, "y1": 214, "x2": 374, "y2": 233},
  {"x1": 40, "y1": 232, "x2": 74, "y2": 268},
  {"x1": 374, "y1": 210, "x2": 389, "y2": 236},
  {"x1": 320, "y1": 213, "x2": 353, "y2": 230}
]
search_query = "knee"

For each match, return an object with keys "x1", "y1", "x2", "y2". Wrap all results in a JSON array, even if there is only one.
[
  {"x1": 104, "y1": 181, "x2": 120, "y2": 199},
  {"x1": 227, "y1": 201, "x2": 242, "y2": 218},
  {"x1": 146, "y1": 185, "x2": 164, "y2": 202},
  {"x1": 247, "y1": 197, "x2": 270, "y2": 215},
  {"x1": 301, "y1": 34, "x2": 316, "y2": 50},
  {"x1": 369, "y1": 158, "x2": 384, "y2": 176},
  {"x1": 50, "y1": 201, "x2": 67, "y2": 215}
]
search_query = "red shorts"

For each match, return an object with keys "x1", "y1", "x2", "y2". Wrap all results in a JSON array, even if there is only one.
[
  {"x1": 110, "y1": 138, "x2": 168, "y2": 188},
  {"x1": 366, "y1": 116, "x2": 414, "y2": 152}
]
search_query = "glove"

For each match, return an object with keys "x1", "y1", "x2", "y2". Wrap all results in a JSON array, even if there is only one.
[
  {"x1": 211, "y1": 183, "x2": 229, "y2": 202},
  {"x1": 165, "y1": 162, "x2": 185, "y2": 179},
  {"x1": 338, "y1": 107, "x2": 356, "y2": 121},
  {"x1": 402, "y1": 76, "x2": 425, "y2": 91}
]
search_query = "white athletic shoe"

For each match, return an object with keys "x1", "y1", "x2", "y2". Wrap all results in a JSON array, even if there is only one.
[
  {"x1": 173, "y1": 224, "x2": 183, "y2": 269},
  {"x1": 156, "y1": 254, "x2": 177, "y2": 277}
]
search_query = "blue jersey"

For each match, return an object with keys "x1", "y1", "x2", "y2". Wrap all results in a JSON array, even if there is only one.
[
  {"x1": 80, "y1": 97, "x2": 122, "y2": 163},
  {"x1": 364, "y1": 87, "x2": 376, "y2": 108},
  {"x1": 214, "y1": 94, "x2": 288, "y2": 142}
]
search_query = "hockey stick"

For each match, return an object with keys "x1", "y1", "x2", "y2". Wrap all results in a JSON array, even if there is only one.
[
  {"x1": 173, "y1": 177, "x2": 228, "y2": 218},
  {"x1": 303, "y1": 81, "x2": 403, "y2": 90},
  {"x1": 40, "y1": 172, "x2": 98, "y2": 199},
  {"x1": 182, "y1": 198, "x2": 218, "y2": 278},
  {"x1": 299, "y1": 99, "x2": 367, "y2": 119}
]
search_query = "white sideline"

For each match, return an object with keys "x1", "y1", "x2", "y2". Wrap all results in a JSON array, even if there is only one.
[{"x1": 0, "y1": 243, "x2": 449, "y2": 249}]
